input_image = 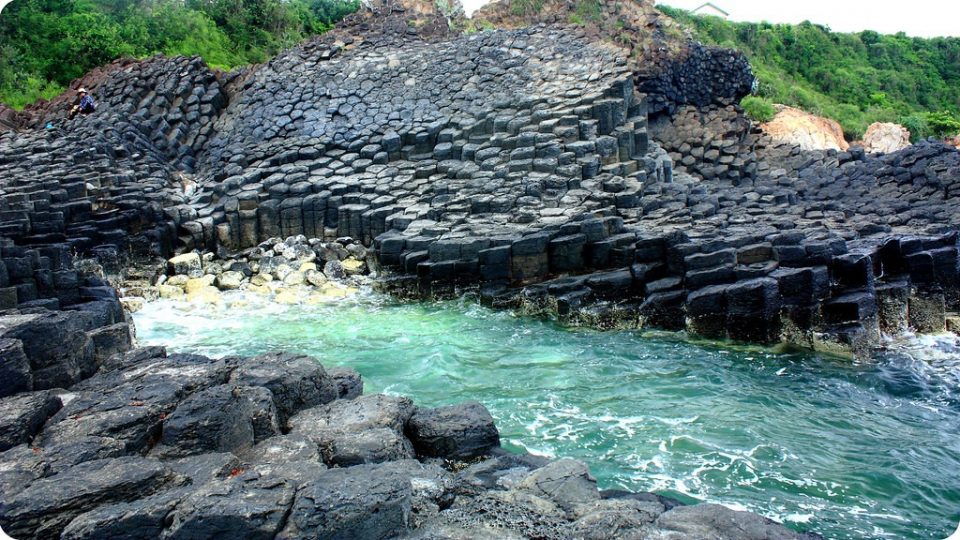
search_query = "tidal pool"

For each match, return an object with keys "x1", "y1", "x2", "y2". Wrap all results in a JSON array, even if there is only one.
[{"x1": 133, "y1": 290, "x2": 960, "y2": 540}]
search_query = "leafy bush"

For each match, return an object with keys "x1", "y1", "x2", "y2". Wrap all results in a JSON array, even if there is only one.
[
  {"x1": 740, "y1": 96, "x2": 776, "y2": 122},
  {"x1": 0, "y1": 0, "x2": 361, "y2": 108},
  {"x1": 899, "y1": 113, "x2": 929, "y2": 142},
  {"x1": 510, "y1": 0, "x2": 544, "y2": 17},
  {"x1": 573, "y1": 0, "x2": 602, "y2": 23},
  {"x1": 924, "y1": 111, "x2": 960, "y2": 138},
  {"x1": 662, "y1": 6, "x2": 960, "y2": 141}
]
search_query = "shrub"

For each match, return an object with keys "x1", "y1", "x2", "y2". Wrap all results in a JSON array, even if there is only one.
[
  {"x1": 924, "y1": 111, "x2": 960, "y2": 138},
  {"x1": 741, "y1": 96, "x2": 776, "y2": 123}
]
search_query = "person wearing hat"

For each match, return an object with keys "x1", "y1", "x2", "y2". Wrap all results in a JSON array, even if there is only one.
[{"x1": 69, "y1": 87, "x2": 96, "y2": 119}]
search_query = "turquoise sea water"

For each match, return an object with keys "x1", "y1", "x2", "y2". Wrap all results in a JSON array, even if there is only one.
[{"x1": 133, "y1": 290, "x2": 960, "y2": 540}]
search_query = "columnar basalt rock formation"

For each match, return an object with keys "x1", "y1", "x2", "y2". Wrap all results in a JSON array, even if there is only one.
[{"x1": 0, "y1": 11, "x2": 958, "y2": 355}]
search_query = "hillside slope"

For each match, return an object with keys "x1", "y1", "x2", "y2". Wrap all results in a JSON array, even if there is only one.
[
  {"x1": 0, "y1": 0, "x2": 360, "y2": 109},
  {"x1": 659, "y1": 6, "x2": 960, "y2": 140}
]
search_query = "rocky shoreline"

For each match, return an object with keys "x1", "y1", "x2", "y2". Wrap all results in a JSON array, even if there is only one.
[
  {"x1": 1, "y1": 293, "x2": 819, "y2": 539},
  {"x1": 1, "y1": 0, "x2": 960, "y2": 537}
]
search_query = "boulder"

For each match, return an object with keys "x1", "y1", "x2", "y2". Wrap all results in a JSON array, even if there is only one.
[
  {"x1": 0, "y1": 311, "x2": 95, "y2": 389},
  {"x1": 60, "y1": 488, "x2": 188, "y2": 540},
  {"x1": 0, "y1": 444, "x2": 50, "y2": 497},
  {"x1": 155, "y1": 384, "x2": 279, "y2": 457},
  {"x1": 244, "y1": 434, "x2": 327, "y2": 486},
  {"x1": 571, "y1": 499, "x2": 666, "y2": 539},
  {"x1": 654, "y1": 503, "x2": 812, "y2": 540},
  {"x1": 289, "y1": 393, "x2": 414, "y2": 435},
  {"x1": 288, "y1": 393, "x2": 416, "y2": 466},
  {"x1": 168, "y1": 253, "x2": 203, "y2": 278},
  {"x1": 162, "y1": 475, "x2": 296, "y2": 540},
  {"x1": 229, "y1": 352, "x2": 339, "y2": 426},
  {"x1": 456, "y1": 450, "x2": 552, "y2": 492},
  {"x1": 278, "y1": 463, "x2": 412, "y2": 540},
  {"x1": 516, "y1": 458, "x2": 601, "y2": 515},
  {"x1": 87, "y1": 323, "x2": 133, "y2": 366},
  {"x1": 41, "y1": 354, "x2": 234, "y2": 456},
  {"x1": 411, "y1": 489, "x2": 569, "y2": 540},
  {"x1": 406, "y1": 400, "x2": 500, "y2": 460},
  {"x1": 323, "y1": 260, "x2": 347, "y2": 280},
  {"x1": 165, "y1": 452, "x2": 242, "y2": 485},
  {"x1": 327, "y1": 366, "x2": 363, "y2": 400},
  {"x1": 0, "y1": 391, "x2": 62, "y2": 451},
  {"x1": 0, "y1": 338, "x2": 31, "y2": 397},
  {"x1": 761, "y1": 105, "x2": 849, "y2": 151},
  {"x1": 216, "y1": 270, "x2": 245, "y2": 290},
  {"x1": 305, "y1": 269, "x2": 328, "y2": 287},
  {"x1": 282, "y1": 270, "x2": 307, "y2": 286},
  {"x1": 862, "y1": 122, "x2": 911, "y2": 154},
  {"x1": 0, "y1": 456, "x2": 182, "y2": 539}
]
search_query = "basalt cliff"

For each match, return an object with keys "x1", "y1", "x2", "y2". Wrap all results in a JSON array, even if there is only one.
[{"x1": 0, "y1": 0, "x2": 958, "y2": 538}]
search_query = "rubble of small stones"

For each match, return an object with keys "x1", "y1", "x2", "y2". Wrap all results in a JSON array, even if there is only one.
[
  {"x1": 121, "y1": 235, "x2": 373, "y2": 310},
  {"x1": 0, "y1": 307, "x2": 817, "y2": 539}
]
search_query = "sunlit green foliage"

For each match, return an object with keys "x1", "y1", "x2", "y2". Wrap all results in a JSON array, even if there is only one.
[
  {"x1": 659, "y1": 5, "x2": 960, "y2": 141},
  {"x1": 0, "y1": 0, "x2": 360, "y2": 108},
  {"x1": 740, "y1": 95, "x2": 775, "y2": 122}
]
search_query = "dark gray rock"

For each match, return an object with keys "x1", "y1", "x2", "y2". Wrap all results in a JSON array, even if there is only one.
[
  {"x1": 327, "y1": 366, "x2": 363, "y2": 399},
  {"x1": 516, "y1": 458, "x2": 601, "y2": 515},
  {"x1": 0, "y1": 312, "x2": 94, "y2": 389},
  {"x1": 0, "y1": 338, "x2": 31, "y2": 397},
  {"x1": 165, "y1": 452, "x2": 242, "y2": 485},
  {"x1": 571, "y1": 499, "x2": 665, "y2": 540},
  {"x1": 155, "y1": 384, "x2": 279, "y2": 458},
  {"x1": 654, "y1": 503, "x2": 816, "y2": 540},
  {"x1": 278, "y1": 463, "x2": 412, "y2": 540},
  {"x1": 0, "y1": 390, "x2": 61, "y2": 451},
  {"x1": 60, "y1": 488, "x2": 188, "y2": 540},
  {"x1": 229, "y1": 351, "x2": 338, "y2": 426},
  {"x1": 163, "y1": 475, "x2": 296, "y2": 540},
  {"x1": 406, "y1": 400, "x2": 500, "y2": 460},
  {"x1": 0, "y1": 456, "x2": 182, "y2": 539},
  {"x1": 245, "y1": 434, "x2": 327, "y2": 486},
  {"x1": 0, "y1": 444, "x2": 49, "y2": 496},
  {"x1": 288, "y1": 393, "x2": 416, "y2": 466},
  {"x1": 38, "y1": 354, "x2": 235, "y2": 457}
]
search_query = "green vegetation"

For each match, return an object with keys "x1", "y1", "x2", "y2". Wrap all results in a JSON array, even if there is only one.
[
  {"x1": 510, "y1": 0, "x2": 545, "y2": 17},
  {"x1": 740, "y1": 95, "x2": 776, "y2": 123},
  {"x1": 459, "y1": 18, "x2": 495, "y2": 35},
  {"x1": 659, "y1": 5, "x2": 960, "y2": 141},
  {"x1": 0, "y1": 0, "x2": 360, "y2": 108}
]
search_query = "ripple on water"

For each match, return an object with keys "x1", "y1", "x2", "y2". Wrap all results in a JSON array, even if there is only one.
[{"x1": 133, "y1": 293, "x2": 960, "y2": 540}]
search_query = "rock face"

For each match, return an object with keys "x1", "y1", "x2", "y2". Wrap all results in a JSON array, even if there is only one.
[
  {"x1": 0, "y1": 327, "x2": 816, "y2": 539},
  {"x1": 761, "y1": 105, "x2": 850, "y2": 151},
  {"x1": 862, "y1": 122, "x2": 912, "y2": 154}
]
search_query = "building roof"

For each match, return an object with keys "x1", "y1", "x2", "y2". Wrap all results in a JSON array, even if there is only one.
[{"x1": 692, "y1": 2, "x2": 729, "y2": 17}]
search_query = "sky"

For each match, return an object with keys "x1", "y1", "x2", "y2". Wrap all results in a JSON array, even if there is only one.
[{"x1": 460, "y1": 0, "x2": 960, "y2": 38}]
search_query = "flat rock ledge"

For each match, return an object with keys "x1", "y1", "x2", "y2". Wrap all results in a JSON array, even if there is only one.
[{"x1": 0, "y1": 309, "x2": 819, "y2": 539}]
